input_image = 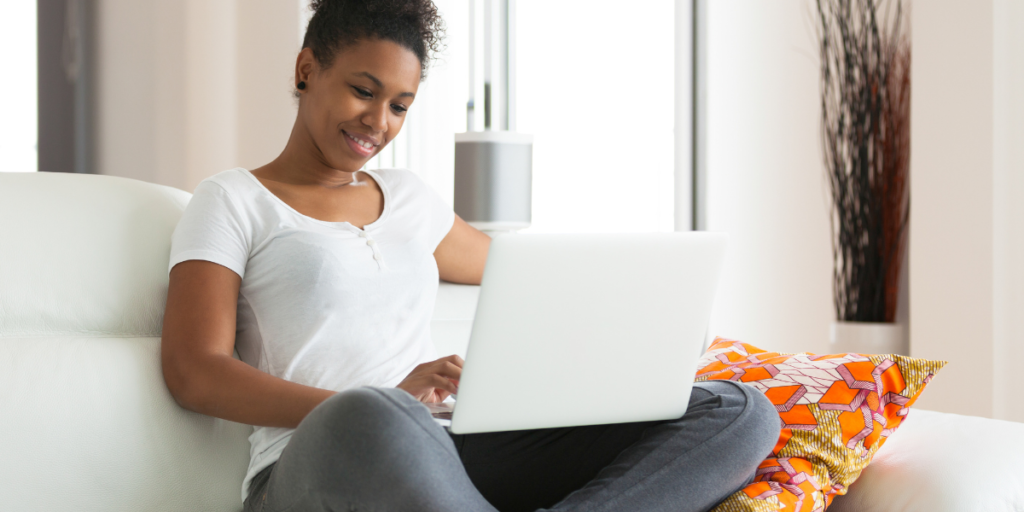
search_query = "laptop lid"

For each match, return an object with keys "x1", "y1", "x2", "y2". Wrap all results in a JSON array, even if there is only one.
[{"x1": 449, "y1": 232, "x2": 728, "y2": 434}]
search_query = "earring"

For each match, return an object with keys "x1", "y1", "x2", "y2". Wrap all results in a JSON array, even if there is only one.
[{"x1": 297, "y1": 81, "x2": 306, "y2": 90}]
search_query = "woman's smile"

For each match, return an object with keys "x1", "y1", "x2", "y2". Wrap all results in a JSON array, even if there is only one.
[{"x1": 342, "y1": 129, "x2": 379, "y2": 158}]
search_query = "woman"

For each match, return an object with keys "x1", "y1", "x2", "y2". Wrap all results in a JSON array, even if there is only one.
[{"x1": 161, "y1": 1, "x2": 780, "y2": 511}]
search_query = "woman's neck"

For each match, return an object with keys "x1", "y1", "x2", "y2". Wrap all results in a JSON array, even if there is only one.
[{"x1": 257, "y1": 122, "x2": 360, "y2": 189}]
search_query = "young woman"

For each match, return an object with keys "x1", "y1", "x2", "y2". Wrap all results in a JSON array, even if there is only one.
[{"x1": 161, "y1": 1, "x2": 780, "y2": 511}]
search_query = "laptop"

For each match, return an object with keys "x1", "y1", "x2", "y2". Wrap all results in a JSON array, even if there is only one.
[{"x1": 432, "y1": 232, "x2": 728, "y2": 434}]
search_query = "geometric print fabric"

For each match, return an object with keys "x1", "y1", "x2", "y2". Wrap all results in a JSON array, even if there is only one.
[{"x1": 695, "y1": 337, "x2": 946, "y2": 512}]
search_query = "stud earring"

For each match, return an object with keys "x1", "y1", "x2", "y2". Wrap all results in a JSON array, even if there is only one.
[{"x1": 297, "y1": 81, "x2": 306, "y2": 90}]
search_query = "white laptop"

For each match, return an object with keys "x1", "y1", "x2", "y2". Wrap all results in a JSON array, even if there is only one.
[{"x1": 432, "y1": 232, "x2": 728, "y2": 434}]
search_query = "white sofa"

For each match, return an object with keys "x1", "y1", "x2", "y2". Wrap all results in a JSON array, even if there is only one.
[{"x1": 1, "y1": 172, "x2": 1021, "y2": 511}]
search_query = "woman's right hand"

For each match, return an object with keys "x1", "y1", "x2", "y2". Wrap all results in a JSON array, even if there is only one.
[{"x1": 396, "y1": 354, "x2": 463, "y2": 404}]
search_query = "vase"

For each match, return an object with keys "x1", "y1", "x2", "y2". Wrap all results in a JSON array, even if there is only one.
[{"x1": 829, "y1": 321, "x2": 909, "y2": 356}]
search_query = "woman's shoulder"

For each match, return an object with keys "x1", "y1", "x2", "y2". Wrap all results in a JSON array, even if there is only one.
[
  {"x1": 189, "y1": 168, "x2": 273, "y2": 212},
  {"x1": 181, "y1": 168, "x2": 275, "y2": 227},
  {"x1": 366, "y1": 167, "x2": 420, "y2": 188},
  {"x1": 366, "y1": 168, "x2": 440, "y2": 200},
  {"x1": 195, "y1": 168, "x2": 259, "y2": 196}
]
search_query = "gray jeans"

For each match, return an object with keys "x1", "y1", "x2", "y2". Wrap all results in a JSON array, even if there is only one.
[{"x1": 244, "y1": 381, "x2": 779, "y2": 512}]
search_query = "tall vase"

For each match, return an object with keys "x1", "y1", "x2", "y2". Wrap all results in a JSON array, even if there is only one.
[{"x1": 829, "y1": 321, "x2": 909, "y2": 356}]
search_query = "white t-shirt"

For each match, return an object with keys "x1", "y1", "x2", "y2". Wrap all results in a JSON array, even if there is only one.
[{"x1": 167, "y1": 167, "x2": 455, "y2": 502}]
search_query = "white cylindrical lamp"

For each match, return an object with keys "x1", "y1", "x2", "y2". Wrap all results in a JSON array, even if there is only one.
[{"x1": 453, "y1": 131, "x2": 532, "y2": 234}]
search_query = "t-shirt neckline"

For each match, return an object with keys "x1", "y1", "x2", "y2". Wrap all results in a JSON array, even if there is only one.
[{"x1": 238, "y1": 167, "x2": 391, "y2": 232}]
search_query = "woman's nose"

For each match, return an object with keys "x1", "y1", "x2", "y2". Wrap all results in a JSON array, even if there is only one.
[{"x1": 362, "y1": 103, "x2": 388, "y2": 133}]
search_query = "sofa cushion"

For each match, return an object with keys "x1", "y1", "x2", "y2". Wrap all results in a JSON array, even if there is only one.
[
  {"x1": 1, "y1": 173, "x2": 251, "y2": 511},
  {"x1": 695, "y1": 337, "x2": 945, "y2": 511},
  {"x1": 0, "y1": 172, "x2": 189, "y2": 337},
  {"x1": 829, "y1": 409, "x2": 1024, "y2": 512},
  {"x1": 0, "y1": 336, "x2": 251, "y2": 511}
]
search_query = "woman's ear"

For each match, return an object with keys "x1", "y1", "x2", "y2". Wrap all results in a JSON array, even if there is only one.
[{"x1": 295, "y1": 47, "x2": 317, "y2": 89}]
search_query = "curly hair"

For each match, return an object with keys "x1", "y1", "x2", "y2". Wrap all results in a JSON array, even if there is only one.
[{"x1": 302, "y1": 0, "x2": 445, "y2": 80}]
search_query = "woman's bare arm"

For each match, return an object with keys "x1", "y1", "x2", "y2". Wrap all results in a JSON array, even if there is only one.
[
  {"x1": 434, "y1": 213, "x2": 491, "y2": 285},
  {"x1": 161, "y1": 260, "x2": 336, "y2": 429}
]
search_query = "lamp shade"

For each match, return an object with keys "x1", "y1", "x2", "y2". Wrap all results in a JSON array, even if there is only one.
[{"x1": 454, "y1": 131, "x2": 532, "y2": 232}]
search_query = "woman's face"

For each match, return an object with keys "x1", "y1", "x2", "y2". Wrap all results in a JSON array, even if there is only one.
[{"x1": 296, "y1": 38, "x2": 421, "y2": 172}]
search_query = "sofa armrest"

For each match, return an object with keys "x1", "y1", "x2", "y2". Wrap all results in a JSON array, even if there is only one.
[{"x1": 829, "y1": 409, "x2": 1024, "y2": 512}]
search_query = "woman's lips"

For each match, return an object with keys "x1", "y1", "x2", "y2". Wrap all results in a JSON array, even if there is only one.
[{"x1": 343, "y1": 130, "x2": 377, "y2": 157}]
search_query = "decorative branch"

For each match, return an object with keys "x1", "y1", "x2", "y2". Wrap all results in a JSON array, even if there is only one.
[{"x1": 817, "y1": 0, "x2": 911, "y2": 323}]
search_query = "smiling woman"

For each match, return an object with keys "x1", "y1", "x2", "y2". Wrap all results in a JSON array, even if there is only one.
[
  {"x1": 279, "y1": 39, "x2": 421, "y2": 177},
  {"x1": 160, "y1": 1, "x2": 494, "y2": 507},
  {"x1": 159, "y1": 2, "x2": 778, "y2": 511}
]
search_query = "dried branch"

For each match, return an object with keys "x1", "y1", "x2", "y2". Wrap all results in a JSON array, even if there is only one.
[{"x1": 817, "y1": 0, "x2": 911, "y2": 322}]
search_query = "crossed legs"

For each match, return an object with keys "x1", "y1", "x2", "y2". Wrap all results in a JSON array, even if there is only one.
[{"x1": 244, "y1": 381, "x2": 779, "y2": 512}]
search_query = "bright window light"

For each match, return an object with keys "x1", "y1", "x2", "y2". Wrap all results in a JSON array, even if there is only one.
[
  {"x1": 0, "y1": 1, "x2": 38, "y2": 173},
  {"x1": 516, "y1": 0, "x2": 675, "y2": 233}
]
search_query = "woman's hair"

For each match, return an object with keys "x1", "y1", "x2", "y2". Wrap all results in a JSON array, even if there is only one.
[{"x1": 302, "y1": 0, "x2": 445, "y2": 79}]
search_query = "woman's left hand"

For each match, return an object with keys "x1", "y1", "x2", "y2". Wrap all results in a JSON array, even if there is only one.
[{"x1": 395, "y1": 354, "x2": 463, "y2": 403}]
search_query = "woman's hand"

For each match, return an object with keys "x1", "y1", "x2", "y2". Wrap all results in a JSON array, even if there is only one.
[{"x1": 396, "y1": 354, "x2": 463, "y2": 403}]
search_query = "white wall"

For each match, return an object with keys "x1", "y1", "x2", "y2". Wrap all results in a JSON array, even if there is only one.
[
  {"x1": 93, "y1": 0, "x2": 466, "y2": 200},
  {"x1": 704, "y1": 0, "x2": 834, "y2": 355},
  {"x1": 909, "y1": 0, "x2": 993, "y2": 418},
  {"x1": 910, "y1": 0, "x2": 1024, "y2": 422},
  {"x1": 182, "y1": 1, "x2": 240, "y2": 191},
  {"x1": 704, "y1": 0, "x2": 1024, "y2": 422},
  {"x1": 236, "y1": 1, "x2": 304, "y2": 172},
  {"x1": 95, "y1": 1, "x2": 174, "y2": 188},
  {"x1": 95, "y1": 0, "x2": 300, "y2": 192},
  {"x1": 992, "y1": 0, "x2": 1024, "y2": 423}
]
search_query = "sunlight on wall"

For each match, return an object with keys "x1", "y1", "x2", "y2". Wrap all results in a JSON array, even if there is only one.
[
  {"x1": 703, "y1": 0, "x2": 832, "y2": 355},
  {"x1": 0, "y1": 1, "x2": 38, "y2": 173}
]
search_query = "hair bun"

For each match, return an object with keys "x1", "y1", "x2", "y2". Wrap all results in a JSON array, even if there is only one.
[{"x1": 302, "y1": 0, "x2": 445, "y2": 79}]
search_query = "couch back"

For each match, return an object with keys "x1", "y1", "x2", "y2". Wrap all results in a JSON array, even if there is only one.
[{"x1": 0, "y1": 172, "x2": 251, "y2": 511}]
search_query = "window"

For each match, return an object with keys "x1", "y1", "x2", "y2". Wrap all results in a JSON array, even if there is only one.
[
  {"x1": 0, "y1": 1, "x2": 38, "y2": 173},
  {"x1": 515, "y1": 0, "x2": 676, "y2": 233},
  {"x1": 353, "y1": 0, "x2": 686, "y2": 234}
]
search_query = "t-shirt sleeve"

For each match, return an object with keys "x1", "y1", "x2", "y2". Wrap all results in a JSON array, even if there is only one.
[
  {"x1": 168, "y1": 180, "x2": 251, "y2": 278},
  {"x1": 414, "y1": 173, "x2": 456, "y2": 253}
]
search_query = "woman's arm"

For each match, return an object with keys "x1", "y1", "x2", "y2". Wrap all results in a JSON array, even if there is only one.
[
  {"x1": 161, "y1": 260, "x2": 336, "y2": 429},
  {"x1": 162, "y1": 260, "x2": 467, "y2": 427},
  {"x1": 434, "y1": 213, "x2": 491, "y2": 285}
]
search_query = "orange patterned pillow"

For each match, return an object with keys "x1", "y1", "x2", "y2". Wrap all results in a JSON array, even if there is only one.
[{"x1": 696, "y1": 337, "x2": 946, "y2": 512}]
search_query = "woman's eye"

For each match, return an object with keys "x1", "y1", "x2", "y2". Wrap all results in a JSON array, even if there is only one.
[
  {"x1": 353, "y1": 87, "x2": 372, "y2": 98},
  {"x1": 391, "y1": 104, "x2": 408, "y2": 114}
]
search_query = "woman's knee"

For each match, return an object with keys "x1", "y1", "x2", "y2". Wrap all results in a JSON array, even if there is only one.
[
  {"x1": 695, "y1": 380, "x2": 781, "y2": 457},
  {"x1": 297, "y1": 387, "x2": 431, "y2": 449},
  {"x1": 740, "y1": 384, "x2": 783, "y2": 456},
  {"x1": 308, "y1": 387, "x2": 403, "y2": 423},
  {"x1": 283, "y1": 387, "x2": 452, "y2": 483},
  {"x1": 266, "y1": 388, "x2": 472, "y2": 511}
]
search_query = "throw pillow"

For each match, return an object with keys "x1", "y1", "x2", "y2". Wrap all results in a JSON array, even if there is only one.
[{"x1": 695, "y1": 337, "x2": 946, "y2": 512}]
